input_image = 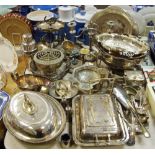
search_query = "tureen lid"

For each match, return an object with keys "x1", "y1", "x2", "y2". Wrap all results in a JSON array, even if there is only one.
[
  {"x1": 3, "y1": 92, "x2": 66, "y2": 143},
  {"x1": 7, "y1": 91, "x2": 55, "y2": 137}
]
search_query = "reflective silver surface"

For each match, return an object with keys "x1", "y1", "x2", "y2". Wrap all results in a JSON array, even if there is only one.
[
  {"x1": 90, "y1": 6, "x2": 134, "y2": 35},
  {"x1": 96, "y1": 33, "x2": 148, "y2": 58},
  {"x1": 113, "y1": 85, "x2": 131, "y2": 109},
  {"x1": 22, "y1": 33, "x2": 33, "y2": 43},
  {"x1": 125, "y1": 70, "x2": 145, "y2": 85},
  {"x1": 37, "y1": 21, "x2": 64, "y2": 32},
  {"x1": 12, "y1": 74, "x2": 52, "y2": 91},
  {"x1": 73, "y1": 65, "x2": 108, "y2": 92},
  {"x1": 72, "y1": 94, "x2": 129, "y2": 146},
  {"x1": 113, "y1": 86, "x2": 150, "y2": 138},
  {"x1": 33, "y1": 48, "x2": 64, "y2": 73},
  {"x1": 3, "y1": 91, "x2": 66, "y2": 143},
  {"x1": 49, "y1": 80, "x2": 78, "y2": 100},
  {"x1": 96, "y1": 33, "x2": 149, "y2": 69}
]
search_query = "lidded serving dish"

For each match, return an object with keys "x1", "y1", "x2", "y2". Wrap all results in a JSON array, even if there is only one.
[
  {"x1": 96, "y1": 33, "x2": 149, "y2": 69},
  {"x1": 33, "y1": 48, "x2": 64, "y2": 74},
  {"x1": 3, "y1": 91, "x2": 66, "y2": 143},
  {"x1": 72, "y1": 94, "x2": 129, "y2": 146}
]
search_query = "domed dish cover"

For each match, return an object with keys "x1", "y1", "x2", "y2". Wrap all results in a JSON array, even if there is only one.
[{"x1": 3, "y1": 91, "x2": 66, "y2": 143}]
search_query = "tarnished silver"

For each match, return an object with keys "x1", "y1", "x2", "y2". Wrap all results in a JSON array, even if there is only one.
[
  {"x1": 72, "y1": 94, "x2": 129, "y2": 146},
  {"x1": 33, "y1": 48, "x2": 64, "y2": 74},
  {"x1": 96, "y1": 33, "x2": 149, "y2": 69},
  {"x1": 3, "y1": 91, "x2": 66, "y2": 143},
  {"x1": 11, "y1": 73, "x2": 51, "y2": 91},
  {"x1": 62, "y1": 40, "x2": 75, "y2": 54},
  {"x1": 60, "y1": 133, "x2": 71, "y2": 148}
]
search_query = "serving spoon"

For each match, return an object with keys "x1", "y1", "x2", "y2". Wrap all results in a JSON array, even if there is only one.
[{"x1": 113, "y1": 85, "x2": 150, "y2": 138}]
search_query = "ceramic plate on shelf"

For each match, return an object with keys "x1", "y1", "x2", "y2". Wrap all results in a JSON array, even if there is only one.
[
  {"x1": 0, "y1": 14, "x2": 31, "y2": 45},
  {"x1": 112, "y1": 5, "x2": 133, "y2": 11},
  {"x1": 0, "y1": 34, "x2": 18, "y2": 72},
  {"x1": 126, "y1": 10, "x2": 146, "y2": 35},
  {"x1": 27, "y1": 10, "x2": 54, "y2": 22},
  {"x1": 0, "y1": 5, "x2": 17, "y2": 9},
  {"x1": 31, "y1": 5, "x2": 58, "y2": 11},
  {"x1": 0, "y1": 6, "x2": 12, "y2": 15},
  {"x1": 138, "y1": 6, "x2": 155, "y2": 16},
  {"x1": 143, "y1": 14, "x2": 155, "y2": 25}
]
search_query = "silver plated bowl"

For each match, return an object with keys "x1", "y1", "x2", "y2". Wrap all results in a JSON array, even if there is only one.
[
  {"x1": 49, "y1": 80, "x2": 78, "y2": 100},
  {"x1": 96, "y1": 33, "x2": 149, "y2": 69},
  {"x1": 11, "y1": 74, "x2": 52, "y2": 91},
  {"x1": 73, "y1": 65, "x2": 108, "y2": 92}
]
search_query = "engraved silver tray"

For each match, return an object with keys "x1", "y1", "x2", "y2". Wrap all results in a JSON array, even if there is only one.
[{"x1": 72, "y1": 94, "x2": 129, "y2": 146}]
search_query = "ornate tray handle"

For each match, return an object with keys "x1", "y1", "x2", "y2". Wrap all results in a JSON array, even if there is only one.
[{"x1": 23, "y1": 94, "x2": 37, "y2": 115}]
